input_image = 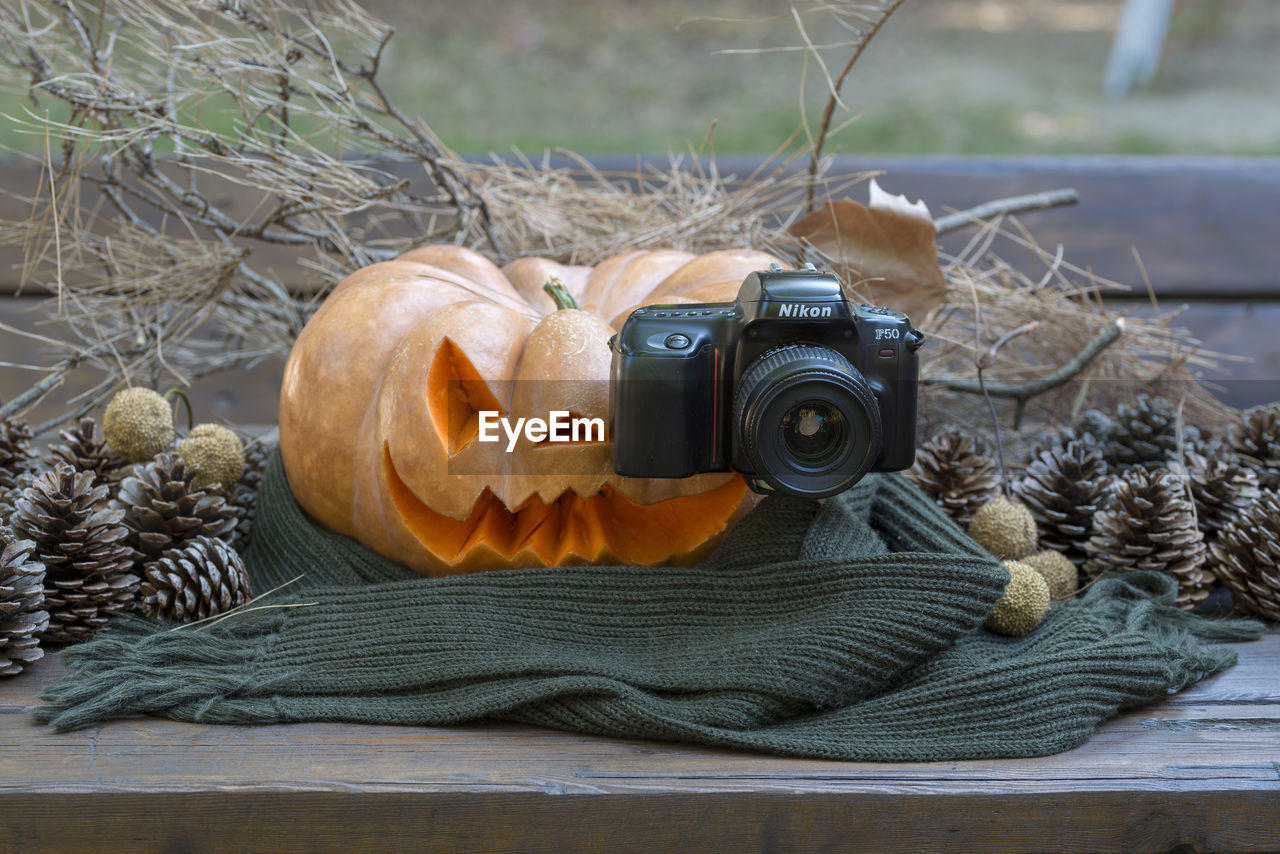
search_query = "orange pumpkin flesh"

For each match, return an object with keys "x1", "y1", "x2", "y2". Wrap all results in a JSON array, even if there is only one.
[
  {"x1": 280, "y1": 245, "x2": 780, "y2": 576},
  {"x1": 384, "y1": 446, "x2": 748, "y2": 572}
]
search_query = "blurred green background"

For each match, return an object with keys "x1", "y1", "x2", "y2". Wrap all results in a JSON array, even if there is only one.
[
  {"x1": 0, "y1": 0, "x2": 1272, "y2": 157},
  {"x1": 359, "y1": 0, "x2": 1279, "y2": 156}
]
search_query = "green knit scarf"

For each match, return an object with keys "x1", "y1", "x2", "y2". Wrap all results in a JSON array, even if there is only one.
[{"x1": 35, "y1": 449, "x2": 1264, "y2": 761}]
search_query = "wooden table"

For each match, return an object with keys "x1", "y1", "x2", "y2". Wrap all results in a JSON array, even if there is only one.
[
  {"x1": 2, "y1": 155, "x2": 1279, "y2": 850},
  {"x1": 1, "y1": 629, "x2": 1276, "y2": 853}
]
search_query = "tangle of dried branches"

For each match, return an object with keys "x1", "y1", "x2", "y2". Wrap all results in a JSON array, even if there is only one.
[{"x1": 0, "y1": 0, "x2": 1232, "y2": 444}]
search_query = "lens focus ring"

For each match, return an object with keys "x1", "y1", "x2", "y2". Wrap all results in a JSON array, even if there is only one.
[{"x1": 736, "y1": 344, "x2": 853, "y2": 395}]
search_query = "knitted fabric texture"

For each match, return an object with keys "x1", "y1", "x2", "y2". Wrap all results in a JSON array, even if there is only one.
[{"x1": 35, "y1": 449, "x2": 1264, "y2": 761}]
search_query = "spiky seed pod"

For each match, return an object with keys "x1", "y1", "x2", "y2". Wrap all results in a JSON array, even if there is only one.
[
  {"x1": 1102, "y1": 395, "x2": 1180, "y2": 472},
  {"x1": 1230, "y1": 402, "x2": 1280, "y2": 490},
  {"x1": 102, "y1": 387, "x2": 176, "y2": 463},
  {"x1": 1185, "y1": 450, "x2": 1261, "y2": 538},
  {"x1": 908, "y1": 431, "x2": 1000, "y2": 525},
  {"x1": 228, "y1": 440, "x2": 270, "y2": 552},
  {"x1": 0, "y1": 415, "x2": 37, "y2": 494},
  {"x1": 1208, "y1": 490, "x2": 1280, "y2": 622},
  {"x1": 178, "y1": 424, "x2": 245, "y2": 493},
  {"x1": 1084, "y1": 467, "x2": 1211, "y2": 610},
  {"x1": 1015, "y1": 439, "x2": 1110, "y2": 564},
  {"x1": 968, "y1": 497, "x2": 1039, "y2": 560},
  {"x1": 10, "y1": 464, "x2": 138, "y2": 644},
  {"x1": 1022, "y1": 549, "x2": 1079, "y2": 601},
  {"x1": 43, "y1": 417, "x2": 128, "y2": 490},
  {"x1": 140, "y1": 536, "x2": 251, "y2": 622},
  {"x1": 116, "y1": 452, "x2": 237, "y2": 561},
  {"x1": 985, "y1": 560, "x2": 1051, "y2": 637},
  {"x1": 0, "y1": 537, "x2": 49, "y2": 676}
]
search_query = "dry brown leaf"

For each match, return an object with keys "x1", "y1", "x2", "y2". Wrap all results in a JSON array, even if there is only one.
[{"x1": 788, "y1": 179, "x2": 946, "y2": 326}]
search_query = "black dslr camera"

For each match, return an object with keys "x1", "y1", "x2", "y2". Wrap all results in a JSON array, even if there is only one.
[{"x1": 609, "y1": 264, "x2": 924, "y2": 499}]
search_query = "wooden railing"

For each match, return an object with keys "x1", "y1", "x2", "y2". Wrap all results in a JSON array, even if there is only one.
[{"x1": 2, "y1": 155, "x2": 1278, "y2": 427}]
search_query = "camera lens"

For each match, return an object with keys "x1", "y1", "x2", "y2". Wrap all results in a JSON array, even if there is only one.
[{"x1": 733, "y1": 344, "x2": 881, "y2": 498}]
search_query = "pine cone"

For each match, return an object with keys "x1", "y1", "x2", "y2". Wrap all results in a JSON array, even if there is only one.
[
  {"x1": 908, "y1": 431, "x2": 1000, "y2": 525},
  {"x1": 10, "y1": 464, "x2": 138, "y2": 644},
  {"x1": 1101, "y1": 395, "x2": 1181, "y2": 472},
  {"x1": 1186, "y1": 450, "x2": 1260, "y2": 538},
  {"x1": 1230, "y1": 402, "x2": 1280, "y2": 490},
  {"x1": 44, "y1": 417, "x2": 127, "y2": 491},
  {"x1": 1015, "y1": 439, "x2": 1110, "y2": 564},
  {"x1": 0, "y1": 415, "x2": 37, "y2": 493},
  {"x1": 1085, "y1": 467, "x2": 1211, "y2": 610},
  {"x1": 1209, "y1": 490, "x2": 1280, "y2": 622},
  {"x1": 228, "y1": 440, "x2": 270, "y2": 551},
  {"x1": 0, "y1": 537, "x2": 48, "y2": 676},
  {"x1": 117, "y1": 452, "x2": 237, "y2": 561},
  {"x1": 140, "y1": 536, "x2": 251, "y2": 622},
  {"x1": 1075, "y1": 409, "x2": 1113, "y2": 449},
  {"x1": 1182, "y1": 425, "x2": 1225, "y2": 458},
  {"x1": 0, "y1": 471, "x2": 37, "y2": 539}
]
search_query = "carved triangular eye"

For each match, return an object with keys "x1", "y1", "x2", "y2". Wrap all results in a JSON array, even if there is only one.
[{"x1": 427, "y1": 338, "x2": 504, "y2": 456}]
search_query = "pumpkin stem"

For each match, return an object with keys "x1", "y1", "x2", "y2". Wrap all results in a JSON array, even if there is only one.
[
  {"x1": 162, "y1": 387, "x2": 194, "y2": 434},
  {"x1": 542, "y1": 277, "x2": 579, "y2": 311}
]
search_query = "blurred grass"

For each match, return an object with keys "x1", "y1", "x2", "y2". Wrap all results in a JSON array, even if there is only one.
[
  {"x1": 359, "y1": 0, "x2": 1280, "y2": 157},
  {"x1": 2, "y1": 0, "x2": 1277, "y2": 157}
]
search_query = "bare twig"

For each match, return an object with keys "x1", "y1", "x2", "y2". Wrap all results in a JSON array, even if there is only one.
[
  {"x1": 978, "y1": 321, "x2": 1040, "y2": 369},
  {"x1": 925, "y1": 319, "x2": 1127, "y2": 428},
  {"x1": 0, "y1": 342, "x2": 147, "y2": 419},
  {"x1": 804, "y1": 0, "x2": 907, "y2": 211},
  {"x1": 934, "y1": 188, "x2": 1080, "y2": 235},
  {"x1": 975, "y1": 321, "x2": 1037, "y2": 494}
]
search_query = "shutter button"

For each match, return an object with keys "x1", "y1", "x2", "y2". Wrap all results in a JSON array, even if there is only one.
[{"x1": 664, "y1": 334, "x2": 691, "y2": 349}]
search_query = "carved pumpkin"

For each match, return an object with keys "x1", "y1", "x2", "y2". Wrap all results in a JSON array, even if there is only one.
[{"x1": 280, "y1": 245, "x2": 782, "y2": 575}]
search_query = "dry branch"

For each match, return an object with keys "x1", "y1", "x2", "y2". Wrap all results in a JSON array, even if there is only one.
[
  {"x1": 0, "y1": 0, "x2": 1233, "y2": 450},
  {"x1": 934, "y1": 188, "x2": 1081, "y2": 235},
  {"x1": 0, "y1": 0, "x2": 818, "y2": 428},
  {"x1": 925, "y1": 318, "x2": 1127, "y2": 428},
  {"x1": 800, "y1": 0, "x2": 907, "y2": 210}
]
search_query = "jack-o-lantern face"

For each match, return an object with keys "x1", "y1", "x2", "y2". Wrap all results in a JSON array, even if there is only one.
[{"x1": 279, "y1": 245, "x2": 781, "y2": 575}]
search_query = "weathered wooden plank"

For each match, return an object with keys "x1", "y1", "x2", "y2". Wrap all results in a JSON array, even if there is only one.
[
  {"x1": 0, "y1": 628, "x2": 1275, "y2": 852},
  {"x1": 1, "y1": 637, "x2": 1276, "y2": 785},
  {"x1": 0, "y1": 155, "x2": 1276, "y2": 297},
  {"x1": 1, "y1": 708, "x2": 1275, "y2": 795},
  {"x1": 5, "y1": 298, "x2": 1280, "y2": 429},
  {"x1": 820, "y1": 155, "x2": 1280, "y2": 299},
  {"x1": 0, "y1": 296, "x2": 285, "y2": 429},
  {"x1": 1099, "y1": 299, "x2": 1280, "y2": 410},
  {"x1": 1, "y1": 789, "x2": 1278, "y2": 854}
]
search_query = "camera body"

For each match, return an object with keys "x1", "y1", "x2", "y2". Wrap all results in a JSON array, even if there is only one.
[{"x1": 609, "y1": 265, "x2": 924, "y2": 498}]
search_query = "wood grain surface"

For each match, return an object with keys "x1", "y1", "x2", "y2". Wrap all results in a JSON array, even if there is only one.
[
  {"x1": 0, "y1": 155, "x2": 1276, "y2": 296},
  {"x1": 3, "y1": 156, "x2": 1277, "y2": 425},
  {"x1": 1, "y1": 630, "x2": 1276, "y2": 853}
]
